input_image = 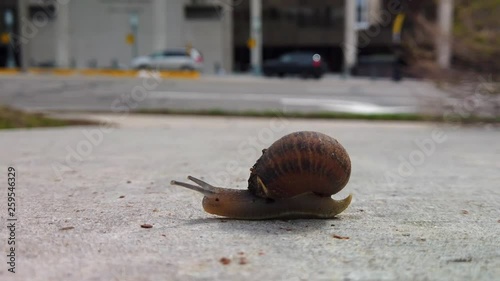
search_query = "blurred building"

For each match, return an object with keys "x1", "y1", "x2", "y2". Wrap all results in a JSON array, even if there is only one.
[
  {"x1": 234, "y1": 0, "x2": 386, "y2": 73},
  {"x1": 0, "y1": 0, "x2": 451, "y2": 74},
  {"x1": 0, "y1": 0, "x2": 233, "y2": 73}
]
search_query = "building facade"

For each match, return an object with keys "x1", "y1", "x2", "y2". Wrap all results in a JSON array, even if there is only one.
[
  {"x1": 0, "y1": 0, "x2": 452, "y2": 74},
  {"x1": 233, "y1": 0, "x2": 385, "y2": 72},
  {"x1": 0, "y1": 0, "x2": 233, "y2": 73}
]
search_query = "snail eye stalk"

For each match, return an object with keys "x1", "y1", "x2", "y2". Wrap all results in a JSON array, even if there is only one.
[{"x1": 171, "y1": 176, "x2": 218, "y2": 196}]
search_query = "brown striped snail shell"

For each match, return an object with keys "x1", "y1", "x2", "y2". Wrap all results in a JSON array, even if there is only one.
[{"x1": 171, "y1": 131, "x2": 352, "y2": 219}]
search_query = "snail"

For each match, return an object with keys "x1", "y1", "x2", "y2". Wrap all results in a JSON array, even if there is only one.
[{"x1": 171, "y1": 131, "x2": 352, "y2": 219}]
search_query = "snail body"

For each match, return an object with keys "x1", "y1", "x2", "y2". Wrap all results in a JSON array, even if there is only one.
[{"x1": 171, "y1": 131, "x2": 352, "y2": 219}]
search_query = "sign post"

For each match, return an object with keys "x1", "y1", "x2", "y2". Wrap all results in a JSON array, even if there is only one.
[
  {"x1": 4, "y1": 9, "x2": 16, "y2": 68},
  {"x1": 129, "y1": 12, "x2": 139, "y2": 59},
  {"x1": 392, "y1": 13, "x2": 406, "y2": 81},
  {"x1": 250, "y1": 0, "x2": 262, "y2": 75}
]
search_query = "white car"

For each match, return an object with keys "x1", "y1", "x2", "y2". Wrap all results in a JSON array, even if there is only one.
[{"x1": 130, "y1": 48, "x2": 203, "y2": 71}]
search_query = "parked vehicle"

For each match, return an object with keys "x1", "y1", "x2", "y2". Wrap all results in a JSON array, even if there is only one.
[
  {"x1": 262, "y1": 52, "x2": 328, "y2": 79},
  {"x1": 130, "y1": 48, "x2": 203, "y2": 71}
]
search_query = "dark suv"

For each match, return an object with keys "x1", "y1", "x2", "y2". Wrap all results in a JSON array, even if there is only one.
[{"x1": 263, "y1": 52, "x2": 328, "y2": 79}]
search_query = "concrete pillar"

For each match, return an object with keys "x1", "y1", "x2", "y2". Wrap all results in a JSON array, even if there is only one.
[
  {"x1": 367, "y1": 0, "x2": 382, "y2": 25},
  {"x1": 437, "y1": 0, "x2": 453, "y2": 69},
  {"x1": 221, "y1": 4, "x2": 233, "y2": 73},
  {"x1": 55, "y1": 2, "x2": 70, "y2": 68},
  {"x1": 250, "y1": 0, "x2": 262, "y2": 75},
  {"x1": 152, "y1": 0, "x2": 167, "y2": 51},
  {"x1": 17, "y1": 0, "x2": 29, "y2": 71},
  {"x1": 343, "y1": 0, "x2": 358, "y2": 77}
]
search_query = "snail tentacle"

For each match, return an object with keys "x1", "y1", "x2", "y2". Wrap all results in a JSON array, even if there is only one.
[
  {"x1": 186, "y1": 176, "x2": 218, "y2": 192},
  {"x1": 171, "y1": 176, "x2": 217, "y2": 196}
]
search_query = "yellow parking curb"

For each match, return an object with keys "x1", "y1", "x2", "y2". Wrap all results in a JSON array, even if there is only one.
[
  {"x1": 0, "y1": 68, "x2": 20, "y2": 75},
  {"x1": 80, "y1": 69, "x2": 138, "y2": 77},
  {"x1": 29, "y1": 68, "x2": 77, "y2": 76},
  {"x1": 0, "y1": 68, "x2": 199, "y2": 79},
  {"x1": 158, "y1": 71, "x2": 200, "y2": 79}
]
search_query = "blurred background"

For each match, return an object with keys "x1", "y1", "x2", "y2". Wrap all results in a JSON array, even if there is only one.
[
  {"x1": 0, "y1": 0, "x2": 497, "y2": 77},
  {"x1": 0, "y1": 0, "x2": 498, "y2": 123}
]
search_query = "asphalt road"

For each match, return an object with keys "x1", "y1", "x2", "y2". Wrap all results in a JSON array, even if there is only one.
[
  {"x1": 1, "y1": 115, "x2": 499, "y2": 280},
  {"x1": 0, "y1": 74, "x2": 448, "y2": 114}
]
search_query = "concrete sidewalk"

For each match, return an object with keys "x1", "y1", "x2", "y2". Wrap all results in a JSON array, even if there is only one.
[{"x1": 1, "y1": 115, "x2": 499, "y2": 280}]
